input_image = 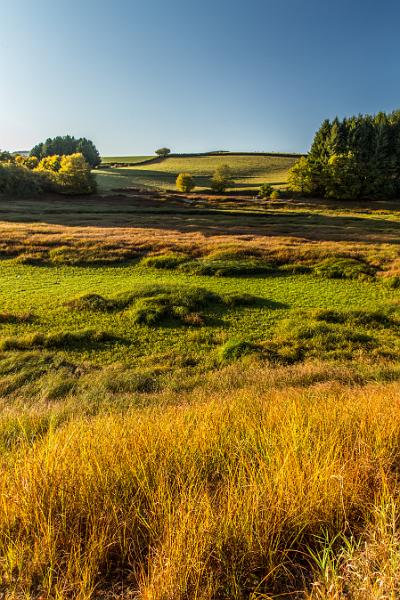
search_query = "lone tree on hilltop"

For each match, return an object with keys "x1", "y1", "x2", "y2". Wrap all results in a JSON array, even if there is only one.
[{"x1": 155, "y1": 147, "x2": 171, "y2": 158}]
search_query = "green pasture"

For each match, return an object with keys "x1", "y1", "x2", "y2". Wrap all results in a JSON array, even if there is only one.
[
  {"x1": 1, "y1": 259, "x2": 398, "y2": 367},
  {"x1": 101, "y1": 155, "x2": 152, "y2": 164},
  {"x1": 96, "y1": 153, "x2": 298, "y2": 192}
]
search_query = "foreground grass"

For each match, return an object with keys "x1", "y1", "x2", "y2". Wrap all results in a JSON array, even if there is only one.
[
  {"x1": 0, "y1": 371, "x2": 400, "y2": 598},
  {"x1": 0, "y1": 195, "x2": 399, "y2": 597}
]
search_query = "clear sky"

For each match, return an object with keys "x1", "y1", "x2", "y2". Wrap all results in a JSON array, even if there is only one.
[{"x1": 1, "y1": 0, "x2": 399, "y2": 155}]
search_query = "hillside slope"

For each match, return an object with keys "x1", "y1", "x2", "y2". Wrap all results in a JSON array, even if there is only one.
[{"x1": 96, "y1": 153, "x2": 300, "y2": 192}]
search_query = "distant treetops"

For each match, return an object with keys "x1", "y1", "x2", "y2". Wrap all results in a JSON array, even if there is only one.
[
  {"x1": 31, "y1": 135, "x2": 101, "y2": 168},
  {"x1": 288, "y1": 110, "x2": 400, "y2": 200}
]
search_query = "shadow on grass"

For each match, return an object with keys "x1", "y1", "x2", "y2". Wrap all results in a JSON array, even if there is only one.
[{"x1": 0, "y1": 197, "x2": 399, "y2": 245}]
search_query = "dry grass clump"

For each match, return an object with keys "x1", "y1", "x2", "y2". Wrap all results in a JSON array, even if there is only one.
[{"x1": 0, "y1": 382, "x2": 400, "y2": 598}]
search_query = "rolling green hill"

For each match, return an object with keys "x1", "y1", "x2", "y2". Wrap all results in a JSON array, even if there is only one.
[{"x1": 96, "y1": 153, "x2": 300, "y2": 193}]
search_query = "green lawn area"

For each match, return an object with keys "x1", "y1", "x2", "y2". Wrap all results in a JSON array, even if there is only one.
[
  {"x1": 96, "y1": 153, "x2": 298, "y2": 192},
  {"x1": 1, "y1": 260, "x2": 398, "y2": 366}
]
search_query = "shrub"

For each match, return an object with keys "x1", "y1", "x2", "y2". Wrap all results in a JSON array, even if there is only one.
[
  {"x1": 176, "y1": 173, "x2": 195, "y2": 193},
  {"x1": 258, "y1": 183, "x2": 274, "y2": 199},
  {"x1": 270, "y1": 190, "x2": 280, "y2": 200},
  {"x1": 55, "y1": 153, "x2": 96, "y2": 194},
  {"x1": 287, "y1": 156, "x2": 320, "y2": 194},
  {"x1": 0, "y1": 150, "x2": 13, "y2": 163},
  {"x1": 15, "y1": 155, "x2": 39, "y2": 169},
  {"x1": 36, "y1": 155, "x2": 62, "y2": 172},
  {"x1": 0, "y1": 162, "x2": 43, "y2": 196},
  {"x1": 211, "y1": 164, "x2": 233, "y2": 193}
]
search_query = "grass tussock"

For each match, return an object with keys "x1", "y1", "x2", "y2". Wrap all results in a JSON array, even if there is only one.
[
  {"x1": 140, "y1": 252, "x2": 190, "y2": 269},
  {"x1": 313, "y1": 257, "x2": 376, "y2": 280},
  {"x1": 1, "y1": 382, "x2": 400, "y2": 598},
  {"x1": 0, "y1": 329, "x2": 115, "y2": 351},
  {"x1": 0, "y1": 311, "x2": 33, "y2": 324},
  {"x1": 130, "y1": 286, "x2": 253, "y2": 326},
  {"x1": 68, "y1": 285, "x2": 260, "y2": 327},
  {"x1": 266, "y1": 306, "x2": 400, "y2": 363},
  {"x1": 180, "y1": 257, "x2": 277, "y2": 277},
  {"x1": 140, "y1": 251, "x2": 280, "y2": 277}
]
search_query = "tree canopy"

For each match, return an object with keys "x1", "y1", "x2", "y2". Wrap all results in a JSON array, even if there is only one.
[
  {"x1": 155, "y1": 148, "x2": 171, "y2": 158},
  {"x1": 288, "y1": 110, "x2": 400, "y2": 200},
  {"x1": 30, "y1": 136, "x2": 101, "y2": 168}
]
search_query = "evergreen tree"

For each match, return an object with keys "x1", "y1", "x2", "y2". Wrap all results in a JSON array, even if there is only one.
[
  {"x1": 294, "y1": 110, "x2": 400, "y2": 200},
  {"x1": 30, "y1": 136, "x2": 101, "y2": 167}
]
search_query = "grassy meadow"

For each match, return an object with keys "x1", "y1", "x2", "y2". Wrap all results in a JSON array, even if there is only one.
[
  {"x1": 0, "y1": 192, "x2": 399, "y2": 598},
  {"x1": 96, "y1": 153, "x2": 298, "y2": 192}
]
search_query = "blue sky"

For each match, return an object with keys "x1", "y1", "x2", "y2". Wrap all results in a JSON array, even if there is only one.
[{"x1": 1, "y1": 0, "x2": 399, "y2": 155}]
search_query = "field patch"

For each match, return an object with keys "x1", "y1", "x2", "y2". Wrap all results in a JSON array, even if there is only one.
[{"x1": 95, "y1": 153, "x2": 298, "y2": 192}]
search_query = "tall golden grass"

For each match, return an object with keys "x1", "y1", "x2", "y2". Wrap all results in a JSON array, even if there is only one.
[{"x1": 1, "y1": 377, "x2": 400, "y2": 598}]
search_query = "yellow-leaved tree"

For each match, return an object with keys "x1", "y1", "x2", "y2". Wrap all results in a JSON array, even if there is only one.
[
  {"x1": 176, "y1": 172, "x2": 194, "y2": 192},
  {"x1": 36, "y1": 155, "x2": 62, "y2": 172},
  {"x1": 56, "y1": 153, "x2": 96, "y2": 194}
]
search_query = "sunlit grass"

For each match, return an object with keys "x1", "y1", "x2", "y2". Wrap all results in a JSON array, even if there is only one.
[
  {"x1": 95, "y1": 153, "x2": 297, "y2": 192},
  {"x1": 0, "y1": 194, "x2": 399, "y2": 597},
  {"x1": 1, "y1": 378, "x2": 400, "y2": 598}
]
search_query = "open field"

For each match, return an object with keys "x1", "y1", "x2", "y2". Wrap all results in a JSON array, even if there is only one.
[
  {"x1": 0, "y1": 192, "x2": 399, "y2": 598},
  {"x1": 101, "y1": 155, "x2": 153, "y2": 165},
  {"x1": 96, "y1": 153, "x2": 299, "y2": 192}
]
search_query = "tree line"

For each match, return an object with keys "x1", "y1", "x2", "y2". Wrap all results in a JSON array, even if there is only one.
[
  {"x1": 288, "y1": 110, "x2": 400, "y2": 199},
  {"x1": 0, "y1": 152, "x2": 96, "y2": 196},
  {"x1": 0, "y1": 135, "x2": 100, "y2": 196},
  {"x1": 31, "y1": 135, "x2": 101, "y2": 168}
]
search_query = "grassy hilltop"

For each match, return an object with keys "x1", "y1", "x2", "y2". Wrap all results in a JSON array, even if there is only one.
[{"x1": 96, "y1": 152, "x2": 299, "y2": 192}]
